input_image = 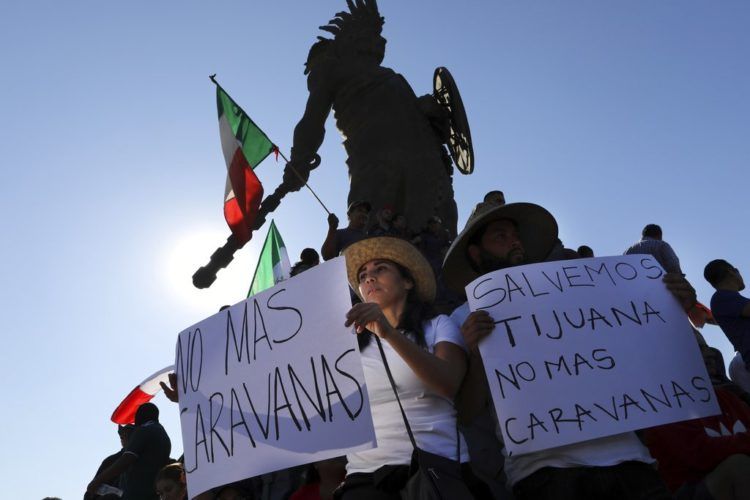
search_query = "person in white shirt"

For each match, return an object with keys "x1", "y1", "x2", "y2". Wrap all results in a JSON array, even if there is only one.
[
  {"x1": 337, "y1": 236, "x2": 485, "y2": 499},
  {"x1": 443, "y1": 201, "x2": 696, "y2": 500}
]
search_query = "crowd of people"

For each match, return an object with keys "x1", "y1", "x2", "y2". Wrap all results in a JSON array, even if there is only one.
[{"x1": 82, "y1": 190, "x2": 750, "y2": 500}]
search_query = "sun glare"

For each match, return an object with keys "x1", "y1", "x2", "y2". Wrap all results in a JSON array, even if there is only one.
[{"x1": 163, "y1": 229, "x2": 259, "y2": 318}]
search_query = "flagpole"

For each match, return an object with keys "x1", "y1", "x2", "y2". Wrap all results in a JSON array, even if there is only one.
[
  {"x1": 194, "y1": 76, "x2": 336, "y2": 289},
  {"x1": 209, "y1": 74, "x2": 331, "y2": 215},
  {"x1": 275, "y1": 150, "x2": 331, "y2": 216}
]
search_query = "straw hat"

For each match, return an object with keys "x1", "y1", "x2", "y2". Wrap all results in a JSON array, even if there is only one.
[
  {"x1": 343, "y1": 236, "x2": 436, "y2": 303},
  {"x1": 442, "y1": 202, "x2": 558, "y2": 295}
]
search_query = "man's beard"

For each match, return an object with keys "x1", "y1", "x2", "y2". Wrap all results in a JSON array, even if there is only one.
[{"x1": 477, "y1": 248, "x2": 523, "y2": 274}]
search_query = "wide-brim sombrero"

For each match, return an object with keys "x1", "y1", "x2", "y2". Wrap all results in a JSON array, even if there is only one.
[
  {"x1": 343, "y1": 236, "x2": 436, "y2": 303},
  {"x1": 442, "y1": 202, "x2": 558, "y2": 295}
]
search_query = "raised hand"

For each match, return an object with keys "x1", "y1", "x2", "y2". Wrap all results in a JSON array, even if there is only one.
[
  {"x1": 345, "y1": 302, "x2": 396, "y2": 339},
  {"x1": 663, "y1": 273, "x2": 697, "y2": 311},
  {"x1": 461, "y1": 310, "x2": 496, "y2": 352},
  {"x1": 159, "y1": 372, "x2": 179, "y2": 403}
]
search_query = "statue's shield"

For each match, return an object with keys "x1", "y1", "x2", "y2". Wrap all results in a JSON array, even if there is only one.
[{"x1": 433, "y1": 67, "x2": 474, "y2": 175}]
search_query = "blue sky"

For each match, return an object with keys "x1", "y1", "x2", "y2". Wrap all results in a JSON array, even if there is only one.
[{"x1": 1, "y1": 1, "x2": 748, "y2": 498}]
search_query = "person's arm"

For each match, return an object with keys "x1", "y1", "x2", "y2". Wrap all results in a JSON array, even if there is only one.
[
  {"x1": 662, "y1": 273, "x2": 697, "y2": 311},
  {"x1": 345, "y1": 304, "x2": 466, "y2": 398},
  {"x1": 283, "y1": 81, "x2": 333, "y2": 191},
  {"x1": 453, "y1": 310, "x2": 496, "y2": 423},
  {"x1": 159, "y1": 372, "x2": 179, "y2": 403},
  {"x1": 320, "y1": 214, "x2": 339, "y2": 261},
  {"x1": 660, "y1": 242, "x2": 683, "y2": 275},
  {"x1": 86, "y1": 453, "x2": 137, "y2": 494}
]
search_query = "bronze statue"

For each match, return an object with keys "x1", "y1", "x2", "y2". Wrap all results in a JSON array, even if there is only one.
[
  {"x1": 282, "y1": 0, "x2": 472, "y2": 237},
  {"x1": 193, "y1": 0, "x2": 473, "y2": 288}
]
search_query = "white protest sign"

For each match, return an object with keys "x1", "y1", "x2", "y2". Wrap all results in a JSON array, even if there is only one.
[
  {"x1": 176, "y1": 257, "x2": 376, "y2": 499},
  {"x1": 467, "y1": 255, "x2": 719, "y2": 456}
]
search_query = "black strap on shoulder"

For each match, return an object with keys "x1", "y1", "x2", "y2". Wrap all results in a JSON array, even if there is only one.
[
  {"x1": 373, "y1": 334, "x2": 419, "y2": 451},
  {"x1": 374, "y1": 332, "x2": 462, "y2": 463}
]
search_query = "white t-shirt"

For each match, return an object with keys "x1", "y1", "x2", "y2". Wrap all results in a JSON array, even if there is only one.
[
  {"x1": 503, "y1": 433, "x2": 654, "y2": 486},
  {"x1": 449, "y1": 302, "x2": 655, "y2": 486},
  {"x1": 346, "y1": 314, "x2": 470, "y2": 475}
]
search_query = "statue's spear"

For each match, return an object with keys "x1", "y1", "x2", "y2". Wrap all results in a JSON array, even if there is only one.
[{"x1": 192, "y1": 76, "x2": 330, "y2": 289}]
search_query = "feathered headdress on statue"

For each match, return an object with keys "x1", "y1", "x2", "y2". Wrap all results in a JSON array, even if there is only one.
[{"x1": 305, "y1": 0, "x2": 385, "y2": 74}]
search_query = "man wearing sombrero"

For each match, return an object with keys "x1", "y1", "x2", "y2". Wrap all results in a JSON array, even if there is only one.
[{"x1": 442, "y1": 201, "x2": 696, "y2": 500}]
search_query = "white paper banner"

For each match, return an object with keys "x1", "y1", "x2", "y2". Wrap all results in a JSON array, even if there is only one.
[
  {"x1": 467, "y1": 255, "x2": 719, "y2": 456},
  {"x1": 176, "y1": 258, "x2": 376, "y2": 498}
]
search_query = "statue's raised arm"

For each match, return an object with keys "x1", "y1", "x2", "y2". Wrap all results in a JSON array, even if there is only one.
[{"x1": 282, "y1": 40, "x2": 335, "y2": 192}]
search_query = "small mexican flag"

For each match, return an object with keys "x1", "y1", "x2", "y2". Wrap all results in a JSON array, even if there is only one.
[
  {"x1": 111, "y1": 365, "x2": 174, "y2": 425},
  {"x1": 216, "y1": 83, "x2": 277, "y2": 244},
  {"x1": 248, "y1": 220, "x2": 291, "y2": 297}
]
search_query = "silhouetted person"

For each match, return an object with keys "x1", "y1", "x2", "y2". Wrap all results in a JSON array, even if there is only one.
[
  {"x1": 577, "y1": 245, "x2": 594, "y2": 258},
  {"x1": 391, "y1": 213, "x2": 411, "y2": 239},
  {"x1": 483, "y1": 190, "x2": 505, "y2": 206},
  {"x1": 369, "y1": 205, "x2": 396, "y2": 236},
  {"x1": 321, "y1": 200, "x2": 371, "y2": 260},
  {"x1": 85, "y1": 425, "x2": 135, "y2": 499},
  {"x1": 624, "y1": 224, "x2": 682, "y2": 274},
  {"x1": 705, "y1": 259, "x2": 750, "y2": 394},
  {"x1": 87, "y1": 403, "x2": 171, "y2": 500},
  {"x1": 291, "y1": 248, "x2": 321, "y2": 277}
]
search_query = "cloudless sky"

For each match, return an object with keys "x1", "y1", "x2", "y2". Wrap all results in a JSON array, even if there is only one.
[{"x1": 1, "y1": 1, "x2": 748, "y2": 498}]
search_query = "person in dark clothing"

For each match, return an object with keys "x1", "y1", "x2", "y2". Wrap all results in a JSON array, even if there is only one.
[
  {"x1": 577, "y1": 245, "x2": 594, "y2": 258},
  {"x1": 84, "y1": 425, "x2": 135, "y2": 499},
  {"x1": 87, "y1": 403, "x2": 172, "y2": 500},
  {"x1": 291, "y1": 248, "x2": 321, "y2": 277},
  {"x1": 369, "y1": 205, "x2": 396, "y2": 236},
  {"x1": 391, "y1": 214, "x2": 411, "y2": 240},
  {"x1": 705, "y1": 259, "x2": 750, "y2": 394},
  {"x1": 320, "y1": 200, "x2": 371, "y2": 260}
]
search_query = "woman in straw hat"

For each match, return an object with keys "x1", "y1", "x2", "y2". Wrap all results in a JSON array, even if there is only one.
[{"x1": 338, "y1": 236, "x2": 482, "y2": 499}]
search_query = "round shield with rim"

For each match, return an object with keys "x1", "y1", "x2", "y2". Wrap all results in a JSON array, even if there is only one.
[{"x1": 433, "y1": 66, "x2": 474, "y2": 175}]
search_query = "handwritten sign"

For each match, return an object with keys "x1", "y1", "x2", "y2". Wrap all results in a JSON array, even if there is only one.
[
  {"x1": 467, "y1": 255, "x2": 719, "y2": 456},
  {"x1": 176, "y1": 258, "x2": 376, "y2": 498}
]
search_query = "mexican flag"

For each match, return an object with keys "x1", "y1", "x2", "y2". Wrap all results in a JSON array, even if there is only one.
[
  {"x1": 217, "y1": 84, "x2": 277, "y2": 244},
  {"x1": 248, "y1": 220, "x2": 291, "y2": 297},
  {"x1": 111, "y1": 365, "x2": 173, "y2": 425}
]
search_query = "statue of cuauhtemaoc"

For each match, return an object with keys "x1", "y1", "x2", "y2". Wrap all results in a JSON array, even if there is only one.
[{"x1": 282, "y1": 0, "x2": 472, "y2": 237}]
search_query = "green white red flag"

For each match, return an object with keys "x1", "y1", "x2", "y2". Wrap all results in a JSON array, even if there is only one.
[
  {"x1": 248, "y1": 220, "x2": 291, "y2": 297},
  {"x1": 111, "y1": 365, "x2": 173, "y2": 425},
  {"x1": 216, "y1": 84, "x2": 277, "y2": 244}
]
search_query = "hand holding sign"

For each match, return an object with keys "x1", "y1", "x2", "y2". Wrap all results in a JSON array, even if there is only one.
[
  {"x1": 345, "y1": 302, "x2": 397, "y2": 338},
  {"x1": 176, "y1": 258, "x2": 376, "y2": 499},
  {"x1": 466, "y1": 255, "x2": 719, "y2": 456},
  {"x1": 460, "y1": 310, "x2": 495, "y2": 352},
  {"x1": 160, "y1": 373, "x2": 179, "y2": 403}
]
